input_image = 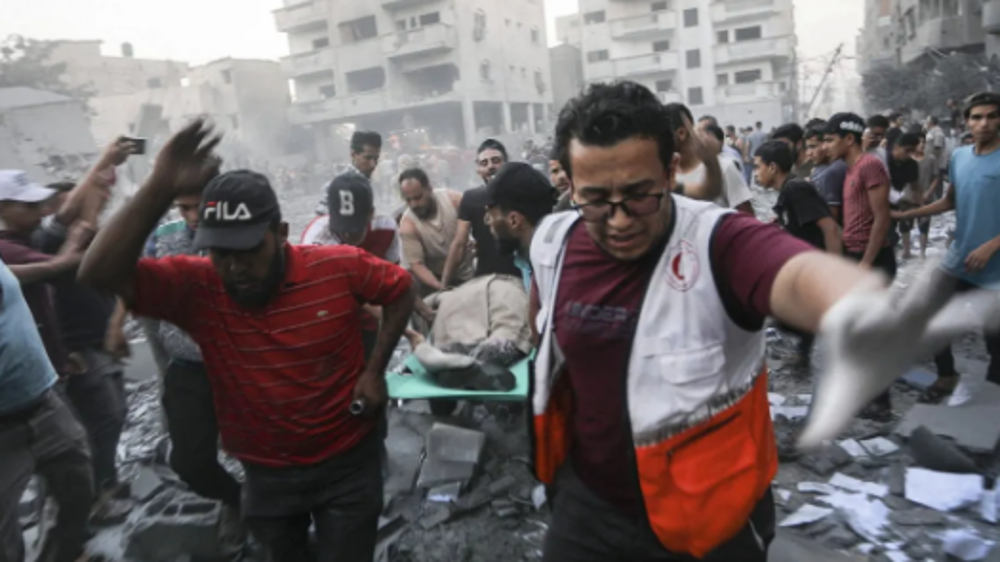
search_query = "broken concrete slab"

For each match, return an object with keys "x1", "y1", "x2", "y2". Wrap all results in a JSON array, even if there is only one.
[
  {"x1": 895, "y1": 404, "x2": 1000, "y2": 453},
  {"x1": 531, "y1": 485, "x2": 547, "y2": 511},
  {"x1": 798, "y1": 444, "x2": 854, "y2": 477},
  {"x1": 778, "y1": 504, "x2": 833, "y2": 527},
  {"x1": 416, "y1": 457, "x2": 476, "y2": 489},
  {"x1": 768, "y1": 529, "x2": 859, "y2": 561},
  {"x1": 838, "y1": 439, "x2": 868, "y2": 459},
  {"x1": 487, "y1": 475, "x2": 517, "y2": 496},
  {"x1": 427, "y1": 482, "x2": 463, "y2": 503},
  {"x1": 420, "y1": 505, "x2": 452, "y2": 530},
  {"x1": 131, "y1": 466, "x2": 165, "y2": 502},
  {"x1": 889, "y1": 508, "x2": 948, "y2": 526},
  {"x1": 859, "y1": 437, "x2": 899, "y2": 457},
  {"x1": 425, "y1": 423, "x2": 486, "y2": 464},
  {"x1": 909, "y1": 425, "x2": 980, "y2": 474},
  {"x1": 124, "y1": 494, "x2": 235, "y2": 560}
]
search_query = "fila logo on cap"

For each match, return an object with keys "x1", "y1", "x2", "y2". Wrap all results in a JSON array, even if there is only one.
[{"x1": 204, "y1": 201, "x2": 252, "y2": 222}]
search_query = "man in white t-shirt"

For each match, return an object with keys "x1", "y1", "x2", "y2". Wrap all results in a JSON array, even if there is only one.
[{"x1": 668, "y1": 103, "x2": 755, "y2": 215}]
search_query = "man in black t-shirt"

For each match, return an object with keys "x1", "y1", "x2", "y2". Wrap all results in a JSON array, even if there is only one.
[
  {"x1": 440, "y1": 139, "x2": 520, "y2": 288},
  {"x1": 755, "y1": 141, "x2": 841, "y2": 254},
  {"x1": 755, "y1": 140, "x2": 842, "y2": 367}
]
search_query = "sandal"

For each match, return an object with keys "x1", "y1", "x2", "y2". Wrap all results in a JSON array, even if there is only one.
[{"x1": 918, "y1": 376, "x2": 959, "y2": 404}]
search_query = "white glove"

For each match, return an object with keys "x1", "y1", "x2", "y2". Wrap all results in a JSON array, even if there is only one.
[{"x1": 799, "y1": 263, "x2": 1000, "y2": 448}]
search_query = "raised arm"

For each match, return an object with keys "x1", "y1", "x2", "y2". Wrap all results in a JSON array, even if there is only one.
[
  {"x1": 53, "y1": 137, "x2": 136, "y2": 228},
  {"x1": 78, "y1": 121, "x2": 220, "y2": 304},
  {"x1": 679, "y1": 115, "x2": 723, "y2": 203}
]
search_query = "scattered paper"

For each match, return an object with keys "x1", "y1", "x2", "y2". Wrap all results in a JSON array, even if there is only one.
[
  {"x1": 943, "y1": 528, "x2": 995, "y2": 561},
  {"x1": 816, "y1": 490, "x2": 890, "y2": 543},
  {"x1": 771, "y1": 405, "x2": 808, "y2": 421},
  {"x1": 798, "y1": 482, "x2": 837, "y2": 495},
  {"x1": 948, "y1": 375, "x2": 981, "y2": 407},
  {"x1": 829, "y1": 472, "x2": 888, "y2": 498},
  {"x1": 905, "y1": 468, "x2": 983, "y2": 512},
  {"x1": 981, "y1": 488, "x2": 997, "y2": 524},
  {"x1": 778, "y1": 503, "x2": 832, "y2": 527},
  {"x1": 884, "y1": 551, "x2": 911, "y2": 562},
  {"x1": 768, "y1": 393, "x2": 787, "y2": 406},
  {"x1": 776, "y1": 489, "x2": 792, "y2": 504},
  {"x1": 837, "y1": 439, "x2": 868, "y2": 458},
  {"x1": 797, "y1": 394, "x2": 813, "y2": 404},
  {"x1": 860, "y1": 437, "x2": 900, "y2": 457}
]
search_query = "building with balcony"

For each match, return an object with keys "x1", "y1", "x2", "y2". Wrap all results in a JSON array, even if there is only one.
[
  {"x1": 857, "y1": 0, "x2": 992, "y2": 74},
  {"x1": 568, "y1": 0, "x2": 797, "y2": 128},
  {"x1": 274, "y1": 0, "x2": 553, "y2": 154}
]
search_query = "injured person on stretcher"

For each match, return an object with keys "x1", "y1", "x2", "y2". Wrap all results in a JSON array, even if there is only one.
[{"x1": 393, "y1": 274, "x2": 533, "y2": 407}]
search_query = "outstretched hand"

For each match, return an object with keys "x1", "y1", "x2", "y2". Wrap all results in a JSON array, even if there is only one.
[
  {"x1": 799, "y1": 262, "x2": 1000, "y2": 448},
  {"x1": 152, "y1": 119, "x2": 222, "y2": 196}
]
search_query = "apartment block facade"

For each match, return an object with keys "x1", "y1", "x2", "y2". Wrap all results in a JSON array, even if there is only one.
[
  {"x1": 858, "y1": 0, "x2": 994, "y2": 73},
  {"x1": 274, "y1": 0, "x2": 553, "y2": 154},
  {"x1": 556, "y1": 0, "x2": 797, "y2": 128}
]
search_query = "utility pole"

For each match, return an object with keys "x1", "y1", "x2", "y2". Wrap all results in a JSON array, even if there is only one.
[{"x1": 805, "y1": 43, "x2": 845, "y2": 118}]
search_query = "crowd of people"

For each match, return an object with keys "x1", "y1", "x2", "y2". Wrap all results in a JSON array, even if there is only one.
[{"x1": 0, "y1": 81, "x2": 998, "y2": 562}]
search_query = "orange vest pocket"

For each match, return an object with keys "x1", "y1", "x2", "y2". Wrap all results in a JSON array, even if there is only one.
[{"x1": 636, "y1": 408, "x2": 767, "y2": 558}]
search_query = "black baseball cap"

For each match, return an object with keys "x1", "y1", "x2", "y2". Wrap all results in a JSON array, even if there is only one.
[
  {"x1": 325, "y1": 173, "x2": 373, "y2": 235},
  {"x1": 193, "y1": 170, "x2": 281, "y2": 251},
  {"x1": 485, "y1": 162, "x2": 556, "y2": 216}
]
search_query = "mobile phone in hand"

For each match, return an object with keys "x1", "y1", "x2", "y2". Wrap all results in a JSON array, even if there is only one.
[{"x1": 124, "y1": 136, "x2": 147, "y2": 155}]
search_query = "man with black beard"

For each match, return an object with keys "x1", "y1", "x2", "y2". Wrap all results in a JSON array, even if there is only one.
[
  {"x1": 485, "y1": 162, "x2": 557, "y2": 291},
  {"x1": 441, "y1": 139, "x2": 521, "y2": 288},
  {"x1": 79, "y1": 121, "x2": 415, "y2": 562}
]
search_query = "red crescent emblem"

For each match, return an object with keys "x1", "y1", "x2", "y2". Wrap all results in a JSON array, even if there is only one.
[{"x1": 671, "y1": 253, "x2": 685, "y2": 281}]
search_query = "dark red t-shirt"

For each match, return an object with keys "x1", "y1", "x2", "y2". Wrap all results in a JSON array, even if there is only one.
[
  {"x1": 842, "y1": 153, "x2": 891, "y2": 254},
  {"x1": 549, "y1": 212, "x2": 812, "y2": 516},
  {"x1": 0, "y1": 233, "x2": 70, "y2": 374},
  {"x1": 132, "y1": 243, "x2": 411, "y2": 467}
]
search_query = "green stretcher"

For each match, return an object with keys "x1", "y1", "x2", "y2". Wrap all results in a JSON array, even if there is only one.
[{"x1": 386, "y1": 350, "x2": 534, "y2": 402}]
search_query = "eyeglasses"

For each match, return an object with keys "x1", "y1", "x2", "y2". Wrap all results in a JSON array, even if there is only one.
[{"x1": 572, "y1": 192, "x2": 666, "y2": 223}]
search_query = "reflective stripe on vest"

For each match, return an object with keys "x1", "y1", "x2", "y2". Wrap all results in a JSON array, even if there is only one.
[{"x1": 529, "y1": 197, "x2": 777, "y2": 557}]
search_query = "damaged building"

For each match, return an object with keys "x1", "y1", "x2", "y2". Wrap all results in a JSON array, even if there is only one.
[
  {"x1": 274, "y1": 0, "x2": 554, "y2": 155},
  {"x1": 39, "y1": 40, "x2": 291, "y2": 161},
  {"x1": 0, "y1": 87, "x2": 97, "y2": 183}
]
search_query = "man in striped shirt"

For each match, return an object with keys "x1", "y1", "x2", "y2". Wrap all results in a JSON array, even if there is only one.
[{"x1": 80, "y1": 121, "x2": 415, "y2": 562}]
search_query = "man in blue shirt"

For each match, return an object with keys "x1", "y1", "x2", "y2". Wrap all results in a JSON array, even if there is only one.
[
  {"x1": 0, "y1": 257, "x2": 94, "y2": 562},
  {"x1": 484, "y1": 162, "x2": 556, "y2": 292},
  {"x1": 894, "y1": 92, "x2": 1000, "y2": 399}
]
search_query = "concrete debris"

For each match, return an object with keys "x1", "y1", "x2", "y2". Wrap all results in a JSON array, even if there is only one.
[
  {"x1": 427, "y1": 482, "x2": 463, "y2": 504},
  {"x1": 420, "y1": 505, "x2": 453, "y2": 530},
  {"x1": 798, "y1": 443, "x2": 854, "y2": 477},
  {"x1": 778, "y1": 504, "x2": 833, "y2": 527},
  {"x1": 828, "y1": 472, "x2": 888, "y2": 498},
  {"x1": 769, "y1": 393, "x2": 787, "y2": 406},
  {"x1": 943, "y1": 528, "x2": 995, "y2": 561},
  {"x1": 487, "y1": 475, "x2": 518, "y2": 496},
  {"x1": 123, "y1": 493, "x2": 236, "y2": 560},
  {"x1": 900, "y1": 368, "x2": 937, "y2": 390},
  {"x1": 417, "y1": 457, "x2": 477, "y2": 489},
  {"x1": 905, "y1": 468, "x2": 983, "y2": 512},
  {"x1": 909, "y1": 425, "x2": 980, "y2": 474},
  {"x1": 425, "y1": 423, "x2": 487, "y2": 465},
  {"x1": 798, "y1": 482, "x2": 838, "y2": 495},
  {"x1": 130, "y1": 466, "x2": 165, "y2": 502},
  {"x1": 859, "y1": 437, "x2": 899, "y2": 457},
  {"x1": 771, "y1": 405, "x2": 809, "y2": 421},
  {"x1": 837, "y1": 439, "x2": 868, "y2": 459},
  {"x1": 888, "y1": 508, "x2": 948, "y2": 526},
  {"x1": 895, "y1": 403, "x2": 1000, "y2": 453}
]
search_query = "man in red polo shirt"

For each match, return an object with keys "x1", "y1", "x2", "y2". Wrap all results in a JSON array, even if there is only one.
[{"x1": 79, "y1": 121, "x2": 414, "y2": 562}]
